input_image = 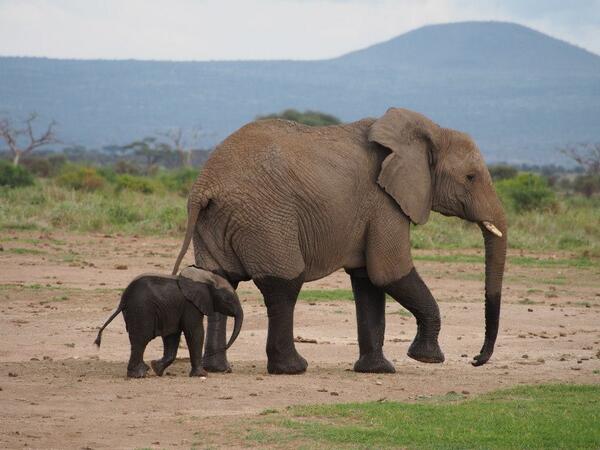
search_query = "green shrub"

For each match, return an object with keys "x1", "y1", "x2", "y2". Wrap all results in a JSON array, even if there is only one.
[
  {"x1": 56, "y1": 165, "x2": 105, "y2": 191},
  {"x1": 496, "y1": 173, "x2": 556, "y2": 212},
  {"x1": 107, "y1": 204, "x2": 141, "y2": 224},
  {"x1": 158, "y1": 167, "x2": 197, "y2": 195},
  {"x1": 115, "y1": 174, "x2": 156, "y2": 194},
  {"x1": 0, "y1": 160, "x2": 35, "y2": 188}
]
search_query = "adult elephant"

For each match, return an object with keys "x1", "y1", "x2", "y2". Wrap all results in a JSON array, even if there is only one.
[{"x1": 173, "y1": 107, "x2": 507, "y2": 375}]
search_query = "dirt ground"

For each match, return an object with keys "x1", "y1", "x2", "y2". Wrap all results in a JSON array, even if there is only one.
[{"x1": 1, "y1": 230, "x2": 599, "y2": 449}]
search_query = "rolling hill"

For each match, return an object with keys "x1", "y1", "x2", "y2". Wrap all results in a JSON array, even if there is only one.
[{"x1": 1, "y1": 21, "x2": 599, "y2": 164}]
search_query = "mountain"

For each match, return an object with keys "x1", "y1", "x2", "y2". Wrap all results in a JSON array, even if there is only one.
[{"x1": 1, "y1": 21, "x2": 599, "y2": 164}]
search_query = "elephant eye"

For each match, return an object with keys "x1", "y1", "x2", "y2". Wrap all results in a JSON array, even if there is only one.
[{"x1": 466, "y1": 174, "x2": 475, "y2": 183}]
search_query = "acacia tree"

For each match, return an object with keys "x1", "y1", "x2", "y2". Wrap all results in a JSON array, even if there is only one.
[
  {"x1": 561, "y1": 143, "x2": 600, "y2": 175},
  {"x1": 123, "y1": 137, "x2": 175, "y2": 174},
  {"x1": 0, "y1": 113, "x2": 59, "y2": 166},
  {"x1": 561, "y1": 143, "x2": 600, "y2": 197},
  {"x1": 157, "y1": 127, "x2": 206, "y2": 167}
]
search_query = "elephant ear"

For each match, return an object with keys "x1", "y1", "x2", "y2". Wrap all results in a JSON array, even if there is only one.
[
  {"x1": 368, "y1": 108, "x2": 441, "y2": 225},
  {"x1": 178, "y1": 268, "x2": 214, "y2": 315}
]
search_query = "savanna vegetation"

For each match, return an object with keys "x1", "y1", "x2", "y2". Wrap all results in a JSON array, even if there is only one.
[{"x1": 1, "y1": 152, "x2": 599, "y2": 258}]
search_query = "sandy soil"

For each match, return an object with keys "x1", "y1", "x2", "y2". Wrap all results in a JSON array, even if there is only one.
[{"x1": 1, "y1": 230, "x2": 599, "y2": 449}]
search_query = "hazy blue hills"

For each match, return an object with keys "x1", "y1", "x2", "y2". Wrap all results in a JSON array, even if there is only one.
[{"x1": 1, "y1": 21, "x2": 599, "y2": 164}]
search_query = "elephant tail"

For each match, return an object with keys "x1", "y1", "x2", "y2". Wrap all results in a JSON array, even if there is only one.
[
  {"x1": 94, "y1": 295, "x2": 127, "y2": 347},
  {"x1": 172, "y1": 195, "x2": 210, "y2": 276}
]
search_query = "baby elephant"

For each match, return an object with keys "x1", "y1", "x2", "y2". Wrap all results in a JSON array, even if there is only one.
[{"x1": 94, "y1": 266, "x2": 243, "y2": 378}]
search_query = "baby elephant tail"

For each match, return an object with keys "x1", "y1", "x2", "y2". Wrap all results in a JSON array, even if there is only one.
[{"x1": 94, "y1": 303, "x2": 125, "y2": 347}]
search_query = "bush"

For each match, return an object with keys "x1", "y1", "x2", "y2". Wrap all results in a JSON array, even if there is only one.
[
  {"x1": 488, "y1": 164, "x2": 518, "y2": 181},
  {"x1": 496, "y1": 173, "x2": 556, "y2": 212},
  {"x1": 115, "y1": 174, "x2": 156, "y2": 194},
  {"x1": 573, "y1": 174, "x2": 600, "y2": 198},
  {"x1": 158, "y1": 167, "x2": 197, "y2": 195},
  {"x1": 56, "y1": 165, "x2": 105, "y2": 191},
  {"x1": 113, "y1": 159, "x2": 142, "y2": 175},
  {"x1": 21, "y1": 154, "x2": 66, "y2": 177},
  {"x1": 0, "y1": 160, "x2": 35, "y2": 188}
]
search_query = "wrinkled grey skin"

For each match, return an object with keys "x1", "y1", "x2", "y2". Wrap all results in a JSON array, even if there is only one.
[
  {"x1": 94, "y1": 267, "x2": 243, "y2": 378},
  {"x1": 173, "y1": 107, "x2": 507, "y2": 375}
]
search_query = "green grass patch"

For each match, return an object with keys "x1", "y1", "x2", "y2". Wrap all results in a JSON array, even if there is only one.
[
  {"x1": 414, "y1": 253, "x2": 597, "y2": 268},
  {"x1": 244, "y1": 384, "x2": 600, "y2": 449},
  {"x1": 298, "y1": 289, "x2": 354, "y2": 301},
  {"x1": 5, "y1": 247, "x2": 46, "y2": 255}
]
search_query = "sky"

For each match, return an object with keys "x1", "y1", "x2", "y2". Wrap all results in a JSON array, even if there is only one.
[{"x1": 0, "y1": 0, "x2": 599, "y2": 61}]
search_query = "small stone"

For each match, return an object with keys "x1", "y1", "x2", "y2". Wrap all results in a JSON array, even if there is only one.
[
  {"x1": 8, "y1": 372, "x2": 17, "y2": 377},
  {"x1": 317, "y1": 388, "x2": 328, "y2": 392},
  {"x1": 527, "y1": 308, "x2": 533, "y2": 312},
  {"x1": 536, "y1": 358, "x2": 545, "y2": 363},
  {"x1": 249, "y1": 393, "x2": 258, "y2": 397},
  {"x1": 218, "y1": 396, "x2": 233, "y2": 400},
  {"x1": 522, "y1": 354, "x2": 529, "y2": 359},
  {"x1": 255, "y1": 376, "x2": 263, "y2": 381},
  {"x1": 461, "y1": 354, "x2": 468, "y2": 357},
  {"x1": 375, "y1": 381, "x2": 383, "y2": 386},
  {"x1": 571, "y1": 367, "x2": 581, "y2": 371},
  {"x1": 461, "y1": 390, "x2": 470, "y2": 395},
  {"x1": 330, "y1": 391, "x2": 339, "y2": 396},
  {"x1": 115, "y1": 264, "x2": 128, "y2": 270}
]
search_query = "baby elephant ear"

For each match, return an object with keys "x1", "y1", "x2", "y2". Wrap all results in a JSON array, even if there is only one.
[
  {"x1": 178, "y1": 269, "x2": 214, "y2": 315},
  {"x1": 368, "y1": 108, "x2": 441, "y2": 225}
]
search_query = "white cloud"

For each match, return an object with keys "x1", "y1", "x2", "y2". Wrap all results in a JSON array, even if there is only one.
[{"x1": 0, "y1": 0, "x2": 598, "y2": 60}]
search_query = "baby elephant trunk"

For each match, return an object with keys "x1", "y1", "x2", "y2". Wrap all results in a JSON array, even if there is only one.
[{"x1": 224, "y1": 297, "x2": 244, "y2": 350}]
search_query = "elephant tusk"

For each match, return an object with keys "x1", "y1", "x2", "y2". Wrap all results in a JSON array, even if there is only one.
[{"x1": 482, "y1": 221, "x2": 502, "y2": 237}]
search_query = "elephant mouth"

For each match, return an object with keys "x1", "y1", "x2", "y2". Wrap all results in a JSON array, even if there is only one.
[{"x1": 481, "y1": 221, "x2": 503, "y2": 237}]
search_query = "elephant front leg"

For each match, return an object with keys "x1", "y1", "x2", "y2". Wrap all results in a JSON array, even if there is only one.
[
  {"x1": 384, "y1": 268, "x2": 444, "y2": 363},
  {"x1": 255, "y1": 274, "x2": 307, "y2": 375},
  {"x1": 202, "y1": 313, "x2": 231, "y2": 372},
  {"x1": 347, "y1": 268, "x2": 395, "y2": 373}
]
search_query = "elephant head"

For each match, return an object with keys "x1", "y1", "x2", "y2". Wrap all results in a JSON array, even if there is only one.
[
  {"x1": 178, "y1": 266, "x2": 244, "y2": 350},
  {"x1": 369, "y1": 107, "x2": 507, "y2": 366}
]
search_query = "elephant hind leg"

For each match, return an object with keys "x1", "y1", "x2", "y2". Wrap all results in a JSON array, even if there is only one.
[
  {"x1": 255, "y1": 272, "x2": 308, "y2": 375},
  {"x1": 384, "y1": 268, "x2": 444, "y2": 363},
  {"x1": 127, "y1": 339, "x2": 150, "y2": 378},
  {"x1": 347, "y1": 268, "x2": 396, "y2": 373},
  {"x1": 151, "y1": 333, "x2": 181, "y2": 376}
]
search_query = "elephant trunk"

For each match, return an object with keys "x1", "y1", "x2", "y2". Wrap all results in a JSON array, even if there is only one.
[{"x1": 473, "y1": 213, "x2": 507, "y2": 366}]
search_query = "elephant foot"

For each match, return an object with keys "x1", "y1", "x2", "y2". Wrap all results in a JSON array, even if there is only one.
[
  {"x1": 127, "y1": 362, "x2": 150, "y2": 378},
  {"x1": 189, "y1": 366, "x2": 208, "y2": 377},
  {"x1": 267, "y1": 351, "x2": 308, "y2": 375},
  {"x1": 354, "y1": 351, "x2": 396, "y2": 373},
  {"x1": 202, "y1": 352, "x2": 232, "y2": 373},
  {"x1": 407, "y1": 337, "x2": 445, "y2": 363},
  {"x1": 150, "y1": 359, "x2": 167, "y2": 377}
]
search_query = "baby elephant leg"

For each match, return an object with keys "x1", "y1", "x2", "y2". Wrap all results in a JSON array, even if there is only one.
[
  {"x1": 182, "y1": 312, "x2": 207, "y2": 377},
  {"x1": 127, "y1": 338, "x2": 150, "y2": 378},
  {"x1": 151, "y1": 333, "x2": 181, "y2": 376}
]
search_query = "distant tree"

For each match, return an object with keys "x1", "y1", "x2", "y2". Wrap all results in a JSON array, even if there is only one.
[
  {"x1": 0, "y1": 113, "x2": 59, "y2": 166},
  {"x1": 561, "y1": 143, "x2": 600, "y2": 197},
  {"x1": 157, "y1": 127, "x2": 207, "y2": 167},
  {"x1": 561, "y1": 143, "x2": 600, "y2": 175},
  {"x1": 257, "y1": 109, "x2": 341, "y2": 127},
  {"x1": 123, "y1": 137, "x2": 176, "y2": 174}
]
